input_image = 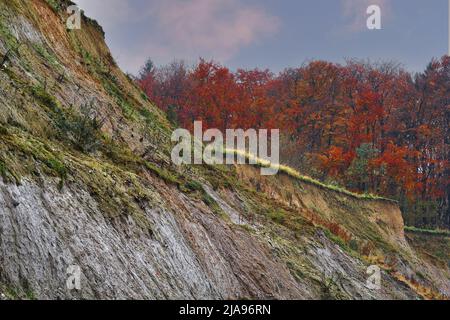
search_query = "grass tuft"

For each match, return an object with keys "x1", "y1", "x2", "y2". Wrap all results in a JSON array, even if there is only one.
[
  {"x1": 144, "y1": 162, "x2": 180, "y2": 185},
  {"x1": 404, "y1": 226, "x2": 450, "y2": 237},
  {"x1": 222, "y1": 148, "x2": 395, "y2": 202}
]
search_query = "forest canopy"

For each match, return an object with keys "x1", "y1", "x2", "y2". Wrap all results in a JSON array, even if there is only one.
[{"x1": 138, "y1": 57, "x2": 450, "y2": 229}]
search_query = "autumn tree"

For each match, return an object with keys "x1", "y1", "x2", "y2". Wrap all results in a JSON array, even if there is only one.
[{"x1": 138, "y1": 56, "x2": 450, "y2": 229}]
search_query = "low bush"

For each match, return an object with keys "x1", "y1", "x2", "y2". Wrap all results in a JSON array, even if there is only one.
[{"x1": 56, "y1": 101, "x2": 104, "y2": 153}]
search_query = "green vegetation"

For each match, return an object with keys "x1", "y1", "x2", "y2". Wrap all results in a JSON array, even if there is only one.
[
  {"x1": 25, "y1": 289, "x2": 36, "y2": 300},
  {"x1": 10, "y1": 134, "x2": 67, "y2": 183},
  {"x1": 201, "y1": 193, "x2": 215, "y2": 207},
  {"x1": 0, "y1": 130, "x2": 156, "y2": 229},
  {"x1": 348, "y1": 239, "x2": 359, "y2": 252},
  {"x1": 0, "y1": 148, "x2": 20, "y2": 184},
  {"x1": 30, "y1": 85, "x2": 104, "y2": 154},
  {"x1": 346, "y1": 143, "x2": 378, "y2": 193},
  {"x1": 223, "y1": 148, "x2": 394, "y2": 202},
  {"x1": 44, "y1": 0, "x2": 61, "y2": 12},
  {"x1": 44, "y1": 156, "x2": 67, "y2": 186},
  {"x1": 175, "y1": 176, "x2": 226, "y2": 218},
  {"x1": 0, "y1": 16, "x2": 18, "y2": 49},
  {"x1": 201, "y1": 192, "x2": 225, "y2": 218},
  {"x1": 32, "y1": 43, "x2": 60, "y2": 68},
  {"x1": 405, "y1": 226, "x2": 450, "y2": 237},
  {"x1": 2, "y1": 286, "x2": 19, "y2": 300},
  {"x1": 0, "y1": 0, "x2": 446, "y2": 301},
  {"x1": 55, "y1": 101, "x2": 104, "y2": 153},
  {"x1": 102, "y1": 75, "x2": 136, "y2": 120},
  {"x1": 1, "y1": 281, "x2": 36, "y2": 300},
  {"x1": 139, "y1": 104, "x2": 172, "y2": 135},
  {"x1": 0, "y1": 124, "x2": 8, "y2": 135},
  {"x1": 31, "y1": 85, "x2": 59, "y2": 112},
  {"x1": 139, "y1": 108, "x2": 157, "y2": 125},
  {"x1": 322, "y1": 228, "x2": 359, "y2": 257},
  {"x1": 101, "y1": 138, "x2": 140, "y2": 170},
  {"x1": 268, "y1": 210, "x2": 287, "y2": 224},
  {"x1": 0, "y1": 160, "x2": 8, "y2": 180},
  {"x1": 319, "y1": 274, "x2": 347, "y2": 300},
  {"x1": 144, "y1": 162, "x2": 180, "y2": 186},
  {"x1": 323, "y1": 228, "x2": 348, "y2": 250},
  {"x1": 183, "y1": 180, "x2": 204, "y2": 192}
]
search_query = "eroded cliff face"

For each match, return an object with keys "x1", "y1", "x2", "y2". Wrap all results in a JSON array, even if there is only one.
[
  {"x1": 0, "y1": 178, "x2": 301, "y2": 299},
  {"x1": 0, "y1": 177, "x2": 427, "y2": 300},
  {"x1": 0, "y1": 0, "x2": 448, "y2": 300}
]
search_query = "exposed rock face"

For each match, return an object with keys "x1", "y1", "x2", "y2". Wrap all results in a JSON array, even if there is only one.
[
  {"x1": 0, "y1": 0, "x2": 448, "y2": 300},
  {"x1": 0, "y1": 179, "x2": 424, "y2": 300}
]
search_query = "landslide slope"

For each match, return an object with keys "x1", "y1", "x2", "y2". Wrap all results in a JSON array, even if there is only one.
[{"x1": 0, "y1": 0, "x2": 448, "y2": 300}]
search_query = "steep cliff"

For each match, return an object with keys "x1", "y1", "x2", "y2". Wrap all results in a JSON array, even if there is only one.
[{"x1": 0, "y1": 0, "x2": 448, "y2": 300}]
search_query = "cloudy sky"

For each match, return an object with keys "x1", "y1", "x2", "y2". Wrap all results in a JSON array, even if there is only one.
[{"x1": 74, "y1": 0, "x2": 449, "y2": 75}]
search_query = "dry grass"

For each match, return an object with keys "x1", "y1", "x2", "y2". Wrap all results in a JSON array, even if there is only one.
[
  {"x1": 391, "y1": 272, "x2": 447, "y2": 300},
  {"x1": 222, "y1": 148, "x2": 395, "y2": 202}
]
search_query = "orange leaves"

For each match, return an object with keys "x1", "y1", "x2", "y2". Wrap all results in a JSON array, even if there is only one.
[
  {"x1": 370, "y1": 142, "x2": 419, "y2": 197},
  {"x1": 417, "y1": 125, "x2": 432, "y2": 138},
  {"x1": 304, "y1": 210, "x2": 352, "y2": 244},
  {"x1": 182, "y1": 60, "x2": 276, "y2": 131},
  {"x1": 138, "y1": 56, "x2": 450, "y2": 226},
  {"x1": 319, "y1": 146, "x2": 354, "y2": 177}
]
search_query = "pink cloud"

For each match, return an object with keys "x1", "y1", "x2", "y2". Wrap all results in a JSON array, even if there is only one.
[
  {"x1": 74, "y1": 0, "x2": 280, "y2": 74},
  {"x1": 149, "y1": 0, "x2": 281, "y2": 62}
]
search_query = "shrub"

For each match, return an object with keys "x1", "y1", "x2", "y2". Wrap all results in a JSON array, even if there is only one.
[
  {"x1": 44, "y1": 0, "x2": 61, "y2": 12},
  {"x1": 44, "y1": 157, "x2": 67, "y2": 181},
  {"x1": 0, "y1": 159, "x2": 19, "y2": 183},
  {"x1": 144, "y1": 162, "x2": 179, "y2": 185},
  {"x1": 0, "y1": 124, "x2": 8, "y2": 135},
  {"x1": 202, "y1": 193, "x2": 215, "y2": 207},
  {"x1": 184, "y1": 180, "x2": 204, "y2": 192},
  {"x1": 268, "y1": 210, "x2": 287, "y2": 224},
  {"x1": 348, "y1": 239, "x2": 359, "y2": 252},
  {"x1": 31, "y1": 85, "x2": 59, "y2": 112},
  {"x1": 0, "y1": 160, "x2": 8, "y2": 180},
  {"x1": 56, "y1": 101, "x2": 104, "y2": 153}
]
